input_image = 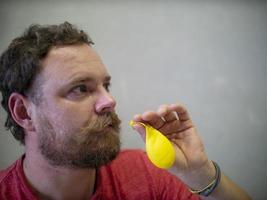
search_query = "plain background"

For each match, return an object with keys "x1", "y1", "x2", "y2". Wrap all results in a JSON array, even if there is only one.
[{"x1": 0, "y1": 0, "x2": 266, "y2": 199}]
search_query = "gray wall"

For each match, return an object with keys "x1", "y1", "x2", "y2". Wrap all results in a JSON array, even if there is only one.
[{"x1": 0, "y1": 0, "x2": 266, "y2": 199}]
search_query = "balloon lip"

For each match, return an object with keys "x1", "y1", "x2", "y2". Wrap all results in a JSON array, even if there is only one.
[
  {"x1": 129, "y1": 120, "x2": 146, "y2": 128},
  {"x1": 129, "y1": 120, "x2": 135, "y2": 126}
]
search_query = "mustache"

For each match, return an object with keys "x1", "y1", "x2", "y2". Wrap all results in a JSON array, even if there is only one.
[{"x1": 82, "y1": 112, "x2": 121, "y2": 134}]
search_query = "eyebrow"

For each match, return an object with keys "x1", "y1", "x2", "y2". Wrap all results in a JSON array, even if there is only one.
[
  {"x1": 104, "y1": 76, "x2": 111, "y2": 82},
  {"x1": 67, "y1": 75, "x2": 111, "y2": 86}
]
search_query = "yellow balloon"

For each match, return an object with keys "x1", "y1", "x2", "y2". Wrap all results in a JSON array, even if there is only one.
[{"x1": 130, "y1": 121, "x2": 175, "y2": 169}]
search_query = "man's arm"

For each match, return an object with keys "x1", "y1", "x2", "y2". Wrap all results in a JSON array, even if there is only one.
[
  {"x1": 131, "y1": 103, "x2": 251, "y2": 200},
  {"x1": 177, "y1": 159, "x2": 251, "y2": 200}
]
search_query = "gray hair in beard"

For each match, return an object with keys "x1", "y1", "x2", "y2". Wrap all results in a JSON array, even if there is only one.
[{"x1": 39, "y1": 112, "x2": 121, "y2": 169}]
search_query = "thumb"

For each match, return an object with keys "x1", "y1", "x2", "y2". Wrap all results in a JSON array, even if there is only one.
[{"x1": 132, "y1": 123, "x2": 146, "y2": 142}]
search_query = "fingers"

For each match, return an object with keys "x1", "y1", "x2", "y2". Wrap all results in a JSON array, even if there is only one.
[
  {"x1": 131, "y1": 102, "x2": 193, "y2": 132},
  {"x1": 168, "y1": 103, "x2": 191, "y2": 122},
  {"x1": 155, "y1": 103, "x2": 191, "y2": 123},
  {"x1": 133, "y1": 103, "x2": 191, "y2": 123},
  {"x1": 133, "y1": 110, "x2": 165, "y2": 129}
]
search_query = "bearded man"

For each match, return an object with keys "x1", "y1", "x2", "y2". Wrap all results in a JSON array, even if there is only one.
[{"x1": 0, "y1": 22, "x2": 251, "y2": 200}]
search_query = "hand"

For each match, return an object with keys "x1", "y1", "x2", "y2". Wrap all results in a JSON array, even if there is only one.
[
  {"x1": 132, "y1": 103, "x2": 252, "y2": 200},
  {"x1": 132, "y1": 103, "x2": 211, "y2": 175}
]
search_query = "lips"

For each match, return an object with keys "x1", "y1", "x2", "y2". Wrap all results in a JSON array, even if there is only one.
[
  {"x1": 103, "y1": 123, "x2": 115, "y2": 132},
  {"x1": 82, "y1": 112, "x2": 121, "y2": 135}
]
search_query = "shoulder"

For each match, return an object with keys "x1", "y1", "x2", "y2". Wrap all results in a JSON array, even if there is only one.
[
  {"x1": 0, "y1": 158, "x2": 22, "y2": 198},
  {"x1": 0, "y1": 156, "x2": 37, "y2": 199},
  {"x1": 0, "y1": 161, "x2": 18, "y2": 183}
]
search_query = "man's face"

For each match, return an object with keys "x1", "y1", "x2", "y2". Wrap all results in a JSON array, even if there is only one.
[{"x1": 30, "y1": 44, "x2": 121, "y2": 168}]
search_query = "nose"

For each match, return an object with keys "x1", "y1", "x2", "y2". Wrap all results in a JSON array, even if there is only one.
[{"x1": 95, "y1": 89, "x2": 116, "y2": 114}]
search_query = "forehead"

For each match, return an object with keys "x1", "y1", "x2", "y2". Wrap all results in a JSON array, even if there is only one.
[{"x1": 39, "y1": 44, "x2": 109, "y2": 86}]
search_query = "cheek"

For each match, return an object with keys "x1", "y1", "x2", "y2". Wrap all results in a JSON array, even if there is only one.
[
  {"x1": 46, "y1": 110, "x2": 79, "y2": 137},
  {"x1": 39, "y1": 96, "x2": 97, "y2": 135},
  {"x1": 52, "y1": 101, "x2": 96, "y2": 134}
]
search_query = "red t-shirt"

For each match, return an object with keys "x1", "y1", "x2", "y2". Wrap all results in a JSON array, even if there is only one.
[{"x1": 0, "y1": 149, "x2": 200, "y2": 200}]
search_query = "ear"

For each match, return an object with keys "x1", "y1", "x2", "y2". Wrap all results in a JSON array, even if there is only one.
[{"x1": 8, "y1": 93, "x2": 35, "y2": 132}]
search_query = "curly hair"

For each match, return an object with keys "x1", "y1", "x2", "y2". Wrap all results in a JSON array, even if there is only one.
[{"x1": 0, "y1": 22, "x2": 94, "y2": 144}]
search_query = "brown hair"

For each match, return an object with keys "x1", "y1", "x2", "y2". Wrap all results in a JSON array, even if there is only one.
[{"x1": 0, "y1": 21, "x2": 94, "y2": 144}]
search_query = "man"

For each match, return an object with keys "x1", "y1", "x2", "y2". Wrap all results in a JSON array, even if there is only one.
[{"x1": 0, "y1": 22, "x2": 251, "y2": 200}]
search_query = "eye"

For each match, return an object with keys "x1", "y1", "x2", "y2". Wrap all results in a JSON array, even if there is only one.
[
  {"x1": 103, "y1": 82, "x2": 111, "y2": 92},
  {"x1": 70, "y1": 84, "x2": 89, "y2": 94}
]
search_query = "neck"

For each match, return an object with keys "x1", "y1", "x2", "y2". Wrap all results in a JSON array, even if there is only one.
[{"x1": 23, "y1": 146, "x2": 96, "y2": 200}]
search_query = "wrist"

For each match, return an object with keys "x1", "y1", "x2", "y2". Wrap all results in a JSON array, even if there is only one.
[
  {"x1": 188, "y1": 161, "x2": 221, "y2": 196},
  {"x1": 178, "y1": 160, "x2": 216, "y2": 190}
]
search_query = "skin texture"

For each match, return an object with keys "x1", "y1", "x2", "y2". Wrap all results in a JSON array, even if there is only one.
[{"x1": 8, "y1": 43, "x2": 251, "y2": 200}]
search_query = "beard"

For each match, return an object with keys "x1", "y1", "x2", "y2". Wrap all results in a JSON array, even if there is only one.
[{"x1": 37, "y1": 112, "x2": 121, "y2": 169}]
